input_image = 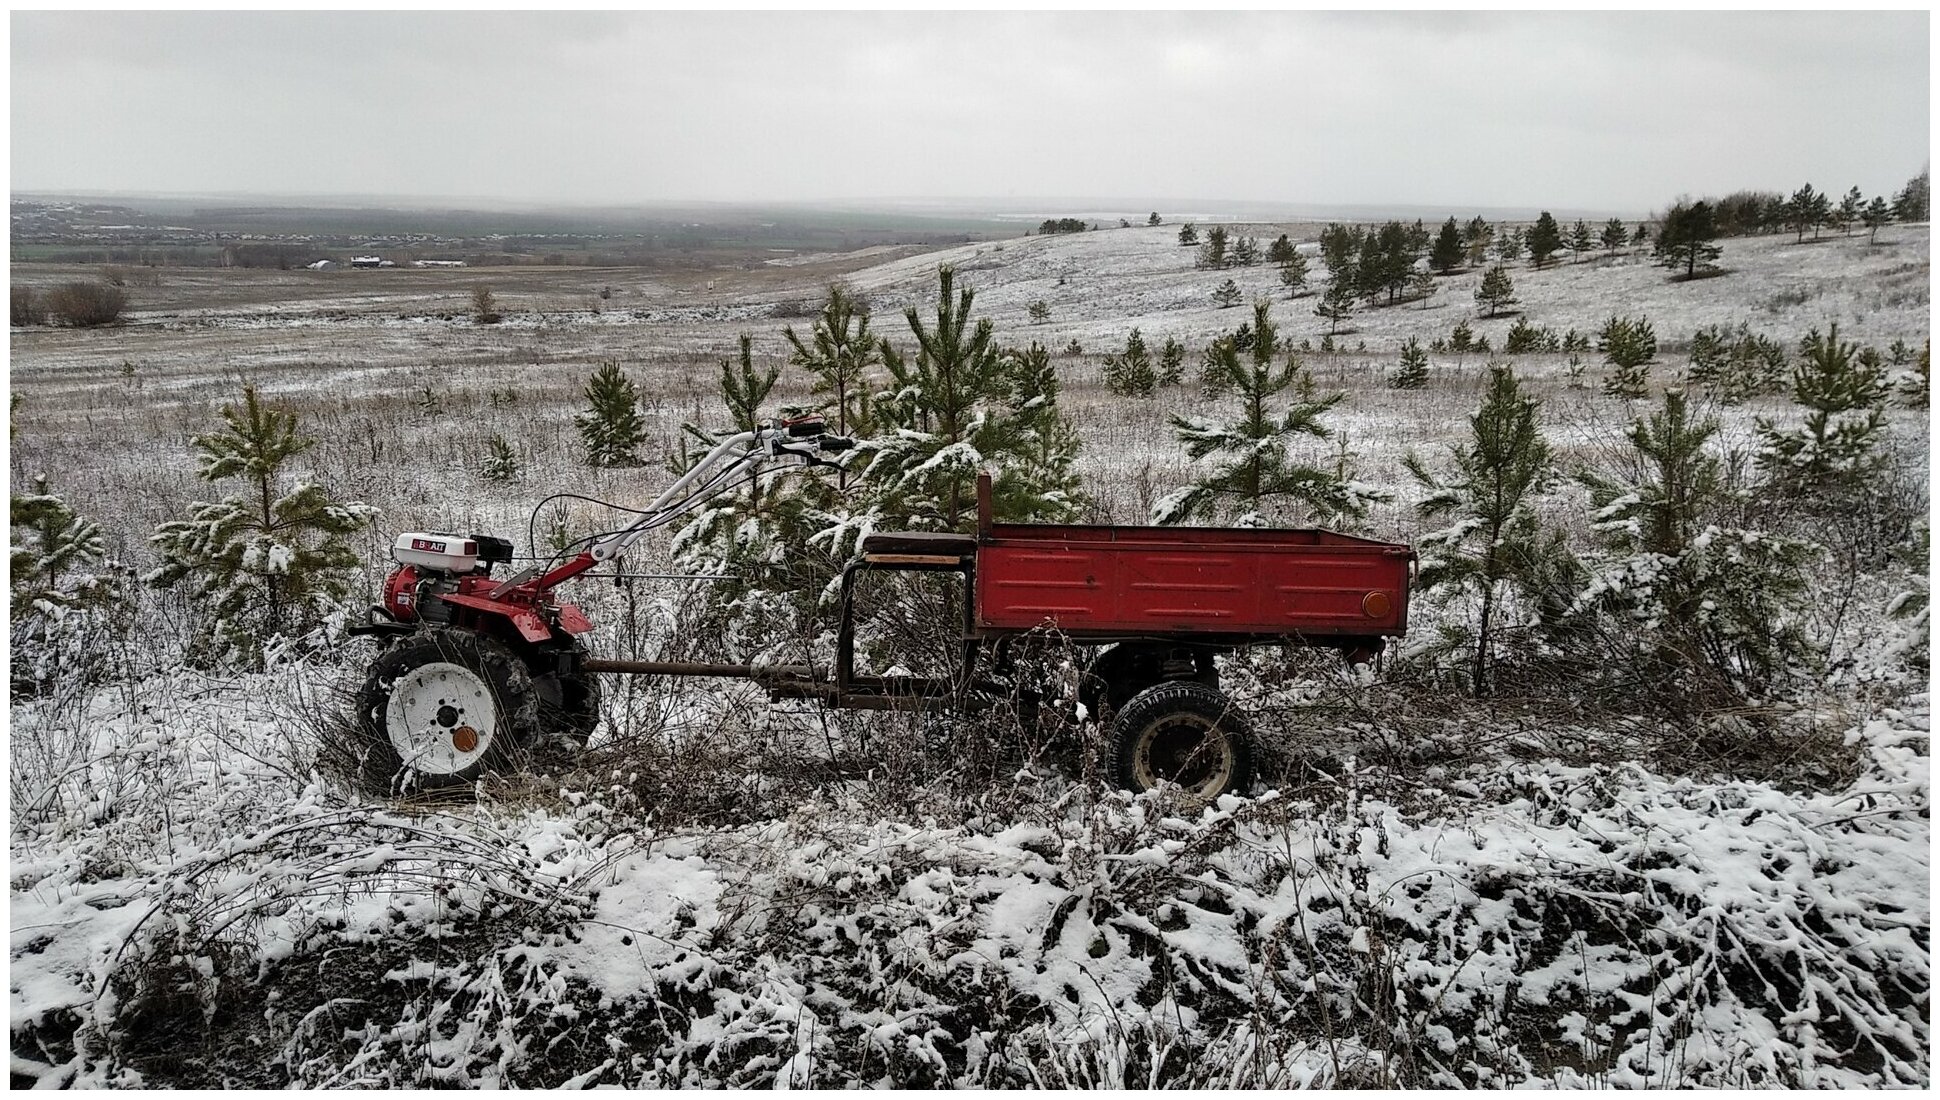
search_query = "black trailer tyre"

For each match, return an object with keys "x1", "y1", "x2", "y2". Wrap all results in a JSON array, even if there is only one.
[
  {"x1": 1105, "y1": 681, "x2": 1254, "y2": 801},
  {"x1": 352, "y1": 629, "x2": 539, "y2": 791}
]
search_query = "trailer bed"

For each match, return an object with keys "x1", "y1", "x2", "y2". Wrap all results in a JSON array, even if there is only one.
[{"x1": 974, "y1": 520, "x2": 1413, "y2": 641}]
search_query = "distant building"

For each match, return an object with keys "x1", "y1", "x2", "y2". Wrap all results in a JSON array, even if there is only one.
[
  {"x1": 412, "y1": 259, "x2": 467, "y2": 268},
  {"x1": 350, "y1": 255, "x2": 384, "y2": 268}
]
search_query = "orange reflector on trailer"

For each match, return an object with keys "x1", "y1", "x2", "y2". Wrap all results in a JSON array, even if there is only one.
[
  {"x1": 452, "y1": 726, "x2": 479, "y2": 753},
  {"x1": 1363, "y1": 591, "x2": 1392, "y2": 618}
]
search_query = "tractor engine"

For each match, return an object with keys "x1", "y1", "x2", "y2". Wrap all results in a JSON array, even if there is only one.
[{"x1": 380, "y1": 532, "x2": 514, "y2": 624}]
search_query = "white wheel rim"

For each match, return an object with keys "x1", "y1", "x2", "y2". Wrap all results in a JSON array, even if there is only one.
[
  {"x1": 1133, "y1": 715, "x2": 1234, "y2": 800},
  {"x1": 385, "y1": 661, "x2": 498, "y2": 775}
]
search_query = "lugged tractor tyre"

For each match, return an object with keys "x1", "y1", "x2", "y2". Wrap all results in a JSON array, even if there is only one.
[
  {"x1": 351, "y1": 628, "x2": 540, "y2": 793},
  {"x1": 529, "y1": 650, "x2": 603, "y2": 768},
  {"x1": 1104, "y1": 680, "x2": 1254, "y2": 802}
]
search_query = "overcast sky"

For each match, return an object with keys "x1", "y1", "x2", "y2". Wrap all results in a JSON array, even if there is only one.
[{"x1": 10, "y1": 10, "x2": 1930, "y2": 215}]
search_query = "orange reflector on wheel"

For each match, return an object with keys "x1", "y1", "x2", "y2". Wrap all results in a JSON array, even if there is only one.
[
  {"x1": 452, "y1": 726, "x2": 479, "y2": 753},
  {"x1": 1363, "y1": 591, "x2": 1392, "y2": 618}
]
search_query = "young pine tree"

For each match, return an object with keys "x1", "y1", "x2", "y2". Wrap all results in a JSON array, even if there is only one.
[
  {"x1": 1473, "y1": 265, "x2": 1517, "y2": 318},
  {"x1": 1314, "y1": 281, "x2": 1356, "y2": 333},
  {"x1": 1388, "y1": 337, "x2": 1430, "y2": 389},
  {"x1": 1404, "y1": 365, "x2": 1561, "y2": 695},
  {"x1": 148, "y1": 386, "x2": 377, "y2": 668},
  {"x1": 1155, "y1": 301, "x2": 1383, "y2": 527},
  {"x1": 480, "y1": 434, "x2": 519, "y2": 482},
  {"x1": 1579, "y1": 391, "x2": 1817, "y2": 700},
  {"x1": 1430, "y1": 217, "x2": 1465, "y2": 274},
  {"x1": 1599, "y1": 315, "x2": 1657, "y2": 398},
  {"x1": 1212, "y1": 278, "x2": 1243, "y2": 308},
  {"x1": 1103, "y1": 327, "x2": 1158, "y2": 396},
  {"x1": 858, "y1": 266, "x2": 1081, "y2": 537},
  {"x1": 1157, "y1": 337, "x2": 1186, "y2": 387},
  {"x1": 1525, "y1": 212, "x2": 1564, "y2": 267},
  {"x1": 1277, "y1": 251, "x2": 1310, "y2": 297},
  {"x1": 1601, "y1": 217, "x2": 1629, "y2": 253},
  {"x1": 1754, "y1": 324, "x2": 1888, "y2": 508},
  {"x1": 785, "y1": 284, "x2": 879, "y2": 444},
  {"x1": 11, "y1": 479, "x2": 127, "y2": 693},
  {"x1": 670, "y1": 335, "x2": 797, "y2": 578},
  {"x1": 576, "y1": 361, "x2": 648, "y2": 467}
]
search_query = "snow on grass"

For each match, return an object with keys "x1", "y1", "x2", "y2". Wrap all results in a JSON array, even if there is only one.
[{"x1": 8, "y1": 658, "x2": 1930, "y2": 1087}]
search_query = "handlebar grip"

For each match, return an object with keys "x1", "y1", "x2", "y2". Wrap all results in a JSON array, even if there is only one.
[{"x1": 818, "y1": 435, "x2": 855, "y2": 453}]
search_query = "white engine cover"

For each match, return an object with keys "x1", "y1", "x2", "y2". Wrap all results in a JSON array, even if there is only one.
[{"x1": 392, "y1": 532, "x2": 479, "y2": 573}]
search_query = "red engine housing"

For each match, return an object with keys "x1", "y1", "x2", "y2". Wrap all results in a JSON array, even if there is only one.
[{"x1": 382, "y1": 565, "x2": 422, "y2": 622}]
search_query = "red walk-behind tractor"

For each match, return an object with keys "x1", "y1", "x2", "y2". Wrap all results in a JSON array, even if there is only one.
[{"x1": 349, "y1": 415, "x2": 1414, "y2": 801}]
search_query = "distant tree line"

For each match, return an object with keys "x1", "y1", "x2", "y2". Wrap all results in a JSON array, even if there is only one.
[{"x1": 1037, "y1": 218, "x2": 1089, "y2": 236}]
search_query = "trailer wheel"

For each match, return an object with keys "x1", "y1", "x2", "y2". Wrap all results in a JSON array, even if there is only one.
[
  {"x1": 1105, "y1": 681, "x2": 1254, "y2": 801},
  {"x1": 351, "y1": 629, "x2": 539, "y2": 792}
]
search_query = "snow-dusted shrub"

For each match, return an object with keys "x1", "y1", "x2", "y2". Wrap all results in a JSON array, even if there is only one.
[
  {"x1": 147, "y1": 386, "x2": 377, "y2": 670},
  {"x1": 10, "y1": 478, "x2": 130, "y2": 698},
  {"x1": 1755, "y1": 324, "x2": 1888, "y2": 511},
  {"x1": 1577, "y1": 391, "x2": 1819, "y2": 705}
]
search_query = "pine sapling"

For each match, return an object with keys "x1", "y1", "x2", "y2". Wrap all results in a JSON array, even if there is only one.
[{"x1": 147, "y1": 385, "x2": 377, "y2": 668}]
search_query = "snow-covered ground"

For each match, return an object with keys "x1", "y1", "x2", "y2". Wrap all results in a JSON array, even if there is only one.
[{"x1": 9, "y1": 219, "x2": 1931, "y2": 1086}]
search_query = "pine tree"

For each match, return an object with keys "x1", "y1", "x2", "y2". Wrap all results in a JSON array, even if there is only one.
[
  {"x1": 481, "y1": 434, "x2": 519, "y2": 482},
  {"x1": 1411, "y1": 268, "x2": 1436, "y2": 308},
  {"x1": 472, "y1": 284, "x2": 501, "y2": 324},
  {"x1": 670, "y1": 335, "x2": 791, "y2": 577},
  {"x1": 1631, "y1": 223, "x2": 1649, "y2": 246},
  {"x1": 1277, "y1": 252, "x2": 1310, "y2": 297},
  {"x1": 1525, "y1": 212, "x2": 1564, "y2": 268},
  {"x1": 1789, "y1": 183, "x2": 1830, "y2": 241},
  {"x1": 11, "y1": 477, "x2": 112, "y2": 622},
  {"x1": 576, "y1": 361, "x2": 648, "y2": 467},
  {"x1": 1196, "y1": 226, "x2": 1230, "y2": 269},
  {"x1": 1157, "y1": 337, "x2": 1186, "y2": 387},
  {"x1": 1599, "y1": 218, "x2": 1627, "y2": 254},
  {"x1": 1473, "y1": 265, "x2": 1517, "y2": 318},
  {"x1": 1493, "y1": 226, "x2": 1524, "y2": 264},
  {"x1": 785, "y1": 284, "x2": 879, "y2": 442},
  {"x1": 1212, "y1": 278, "x2": 1243, "y2": 308},
  {"x1": 1148, "y1": 212, "x2": 1162, "y2": 226},
  {"x1": 1314, "y1": 280, "x2": 1356, "y2": 334},
  {"x1": 1267, "y1": 234, "x2": 1297, "y2": 265},
  {"x1": 1464, "y1": 216, "x2": 1493, "y2": 268},
  {"x1": 1388, "y1": 337, "x2": 1430, "y2": 389},
  {"x1": 1864, "y1": 195, "x2": 1894, "y2": 243},
  {"x1": 1687, "y1": 324, "x2": 1787, "y2": 403},
  {"x1": 1177, "y1": 223, "x2": 1199, "y2": 246},
  {"x1": 1834, "y1": 186, "x2": 1863, "y2": 235},
  {"x1": 1155, "y1": 301, "x2": 1382, "y2": 527},
  {"x1": 1653, "y1": 199, "x2": 1723, "y2": 279},
  {"x1": 1404, "y1": 365, "x2": 1559, "y2": 695},
  {"x1": 1579, "y1": 391, "x2": 1817, "y2": 698},
  {"x1": 1103, "y1": 327, "x2": 1158, "y2": 396},
  {"x1": 860, "y1": 266, "x2": 1081, "y2": 534},
  {"x1": 1568, "y1": 219, "x2": 1595, "y2": 260},
  {"x1": 1230, "y1": 235, "x2": 1260, "y2": 267},
  {"x1": 1430, "y1": 216, "x2": 1465, "y2": 274},
  {"x1": 1449, "y1": 319, "x2": 1476, "y2": 358},
  {"x1": 11, "y1": 479, "x2": 126, "y2": 693},
  {"x1": 1893, "y1": 168, "x2": 1930, "y2": 222},
  {"x1": 148, "y1": 386, "x2": 377, "y2": 668},
  {"x1": 1599, "y1": 315, "x2": 1657, "y2": 397},
  {"x1": 1754, "y1": 324, "x2": 1888, "y2": 507}
]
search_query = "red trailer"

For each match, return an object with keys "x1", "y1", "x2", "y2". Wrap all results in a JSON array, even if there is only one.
[{"x1": 350, "y1": 421, "x2": 1414, "y2": 802}]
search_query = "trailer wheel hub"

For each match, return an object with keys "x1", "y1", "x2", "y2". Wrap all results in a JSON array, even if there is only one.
[
  {"x1": 385, "y1": 661, "x2": 496, "y2": 775},
  {"x1": 1133, "y1": 715, "x2": 1234, "y2": 800}
]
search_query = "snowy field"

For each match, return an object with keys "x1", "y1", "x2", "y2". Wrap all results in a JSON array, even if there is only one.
[{"x1": 9, "y1": 219, "x2": 1932, "y2": 1086}]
